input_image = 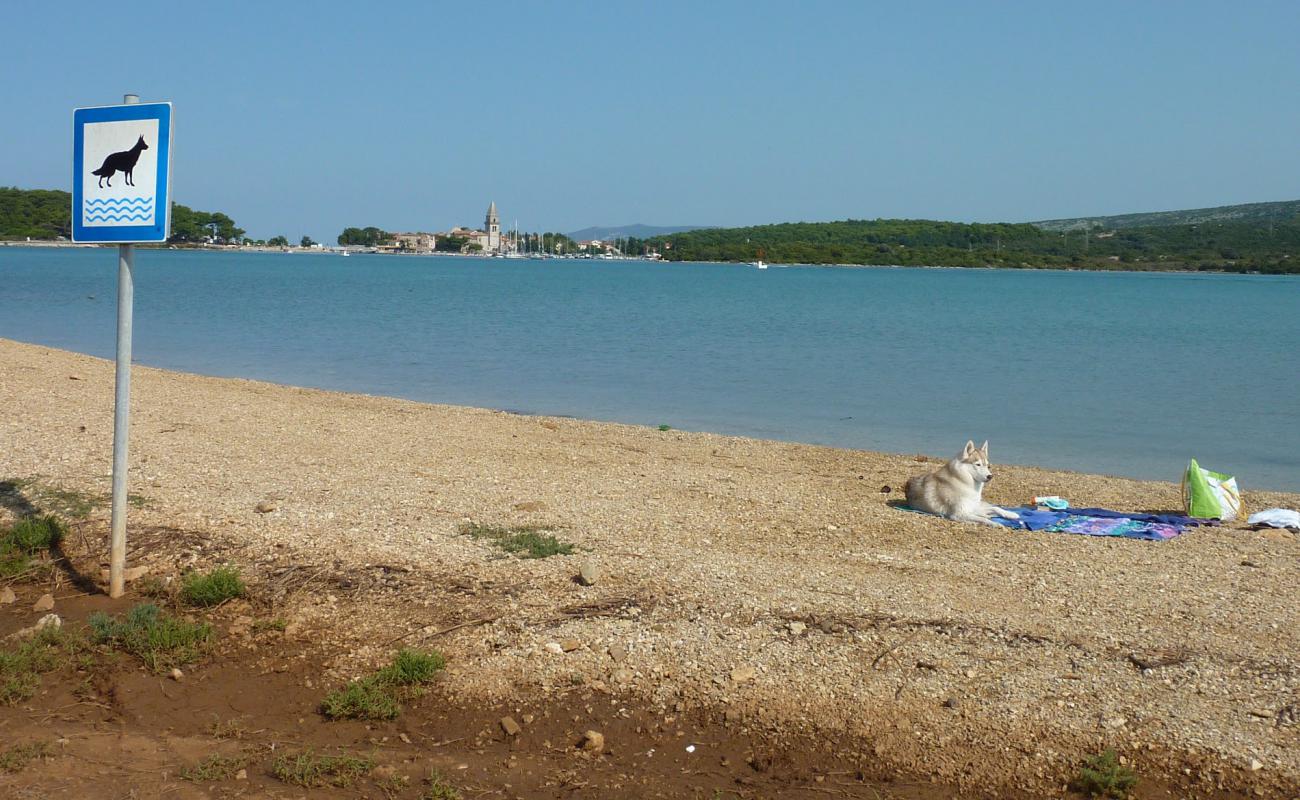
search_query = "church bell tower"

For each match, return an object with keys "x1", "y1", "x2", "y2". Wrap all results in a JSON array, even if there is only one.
[{"x1": 486, "y1": 201, "x2": 500, "y2": 251}]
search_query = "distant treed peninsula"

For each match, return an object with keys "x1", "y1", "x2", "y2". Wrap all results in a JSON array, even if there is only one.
[
  {"x1": 643, "y1": 200, "x2": 1300, "y2": 274},
  {"x1": 3, "y1": 187, "x2": 1297, "y2": 273}
]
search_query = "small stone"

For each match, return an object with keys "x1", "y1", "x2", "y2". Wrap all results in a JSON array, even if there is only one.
[
  {"x1": 0, "y1": 587, "x2": 15, "y2": 604},
  {"x1": 559, "y1": 638, "x2": 582, "y2": 652},
  {"x1": 731, "y1": 666, "x2": 757, "y2": 684},
  {"x1": 608, "y1": 644, "x2": 627, "y2": 662},
  {"x1": 964, "y1": 669, "x2": 976, "y2": 679},
  {"x1": 235, "y1": 769, "x2": 247, "y2": 781},
  {"x1": 724, "y1": 709, "x2": 741, "y2": 724},
  {"x1": 35, "y1": 614, "x2": 62, "y2": 631},
  {"x1": 399, "y1": 733, "x2": 412, "y2": 744},
  {"x1": 788, "y1": 621, "x2": 806, "y2": 636},
  {"x1": 612, "y1": 668, "x2": 634, "y2": 684},
  {"x1": 943, "y1": 697, "x2": 960, "y2": 709},
  {"x1": 522, "y1": 714, "x2": 535, "y2": 724},
  {"x1": 1249, "y1": 758, "x2": 1263, "y2": 771},
  {"x1": 579, "y1": 730, "x2": 604, "y2": 752},
  {"x1": 577, "y1": 562, "x2": 601, "y2": 586},
  {"x1": 255, "y1": 500, "x2": 277, "y2": 514},
  {"x1": 544, "y1": 642, "x2": 564, "y2": 655},
  {"x1": 825, "y1": 524, "x2": 838, "y2": 531},
  {"x1": 169, "y1": 668, "x2": 184, "y2": 681},
  {"x1": 500, "y1": 716, "x2": 522, "y2": 736},
  {"x1": 32, "y1": 593, "x2": 55, "y2": 612}
]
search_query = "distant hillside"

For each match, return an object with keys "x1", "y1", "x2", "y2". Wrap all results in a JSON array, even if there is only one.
[
  {"x1": 1034, "y1": 199, "x2": 1300, "y2": 232},
  {"x1": 567, "y1": 223, "x2": 712, "y2": 240}
]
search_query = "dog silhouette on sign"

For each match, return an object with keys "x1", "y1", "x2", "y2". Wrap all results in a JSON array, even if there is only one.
[{"x1": 92, "y1": 135, "x2": 149, "y2": 188}]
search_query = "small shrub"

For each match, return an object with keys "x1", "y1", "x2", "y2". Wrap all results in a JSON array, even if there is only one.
[
  {"x1": 657, "y1": 424, "x2": 671, "y2": 431},
  {"x1": 0, "y1": 741, "x2": 50, "y2": 773},
  {"x1": 2, "y1": 515, "x2": 65, "y2": 554},
  {"x1": 460, "y1": 523, "x2": 574, "y2": 559},
  {"x1": 181, "y1": 566, "x2": 245, "y2": 606},
  {"x1": 1071, "y1": 749, "x2": 1138, "y2": 799},
  {"x1": 180, "y1": 753, "x2": 247, "y2": 782},
  {"x1": 271, "y1": 749, "x2": 374, "y2": 788},
  {"x1": 88, "y1": 603, "x2": 213, "y2": 672}
]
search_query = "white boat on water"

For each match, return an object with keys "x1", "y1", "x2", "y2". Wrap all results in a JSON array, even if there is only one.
[{"x1": 752, "y1": 259, "x2": 768, "y2": 269}]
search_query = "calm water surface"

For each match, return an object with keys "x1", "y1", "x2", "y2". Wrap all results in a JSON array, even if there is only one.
[{"x1": 2, "y1": 247, "x2": 1297, "y2": 491}]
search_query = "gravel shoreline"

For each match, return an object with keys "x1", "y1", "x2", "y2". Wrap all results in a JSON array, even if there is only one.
[{"x1": 3, "y1": 338, "x2": 1297, "y2": 796}]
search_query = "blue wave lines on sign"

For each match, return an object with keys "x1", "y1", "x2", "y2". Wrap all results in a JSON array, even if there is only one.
[{"x1": 85, "y1": 196, "x2": 153, "y2": 222}]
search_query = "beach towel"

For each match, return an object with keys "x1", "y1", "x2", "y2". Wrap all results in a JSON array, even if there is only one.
[
  {"x1": 897, "y1": 505, "x2": 1213, "y2": 541},
  {"x1": 987, "y1": 510, "x2": 1183, "y2": 541}
]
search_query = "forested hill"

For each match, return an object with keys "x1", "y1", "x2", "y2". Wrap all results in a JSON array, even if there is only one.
[
  {"x1": 1, "y1": 187, "x2": 244, "y2": 244},
  {"x1": 647, "y1": 216, "x2": 1300, "y2": 273},
  {"x1": 0, "y1": 188, "x2": 70, "y2": 239},
  {"x1": 1034, "y1": 199, "x2": 1300, "y2": 232}
]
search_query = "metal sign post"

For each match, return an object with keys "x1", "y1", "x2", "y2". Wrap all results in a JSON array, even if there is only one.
[{"x1": 73, "y1": 95, "x2": 173, "y2": 598}]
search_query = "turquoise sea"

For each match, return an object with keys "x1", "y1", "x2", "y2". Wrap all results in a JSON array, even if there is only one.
[{"x1": 2, "y1": 247, "x2": 1297, "y2": 491}]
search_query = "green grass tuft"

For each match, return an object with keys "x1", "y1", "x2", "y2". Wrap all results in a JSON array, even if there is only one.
[
  {"x1": 180, "y1": 753, "x2": 248, "y2": 782},
  {"x1": 657, "y1": 424, "x2": 672, "y2": 431},
  {"x1": 321, "y1": 677, "x2": 400, "y2": 721},
  {"x1": 0, "y1": 626, "x2": 80, "y2": 705},
  {"x1": 87, "y1": 603, "x2": 212, "y2": 673},
  {"x1": 376, "y1": 648, "x2": 446, "y2": 686},
  {"x1": 423, "y1": 769, "x2": 462, "y2": 800},
  {"x1": 180, "y1": 566, "x2": 245, "y2": 607},
  {"x1": 321, "y1": 648, "x2": 446, "y2": 720},
  {"x1": 271, "y1": 749, "x2": 375, "y2": 788},
  {"x1": 1071, "y1": 749, "x2": 1139, "y2": 799},
  {"x1": 460, "y1": 523, "x2": 575, "y2": 559},
  {"x1": 0, "y1": 741, "x2": 51, "y2": 773},
  {"x1": 0, "y1": 513, "x2": 67, "y2": 579}
]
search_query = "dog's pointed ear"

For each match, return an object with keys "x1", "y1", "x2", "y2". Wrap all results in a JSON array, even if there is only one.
[
  {"x1": 963, "y1": 440, "x2": 975, "y2": 457},
  {"x1": 979, "y1": 440, "x2": 989, "y2": 457}
]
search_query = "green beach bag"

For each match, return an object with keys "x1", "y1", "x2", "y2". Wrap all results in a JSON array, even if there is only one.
[{"x1": 1182, "y1": 459, "x2": 1241, "y2": 521}]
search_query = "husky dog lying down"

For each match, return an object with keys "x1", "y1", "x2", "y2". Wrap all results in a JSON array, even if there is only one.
[{"x1": 905, "y1": 440, "x2": 1021, "y2": 527}]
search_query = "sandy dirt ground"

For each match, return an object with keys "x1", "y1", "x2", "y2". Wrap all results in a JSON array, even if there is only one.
[{"x1": 2, "y1": 338, "x2": 1297, "y2": 798}]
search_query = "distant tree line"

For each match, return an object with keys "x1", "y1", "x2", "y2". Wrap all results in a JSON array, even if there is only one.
[
  {"x1": 645, "y1": 217, "x2": 1300, "y2": 274},
  {"x1": 338, "y1": 227, "x2": 391, "y2": 246},
  {"x1": 6, "y1": 186, "x2": 1296, "y2": 273}
]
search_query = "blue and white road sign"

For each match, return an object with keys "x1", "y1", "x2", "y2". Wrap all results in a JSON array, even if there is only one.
[{"x1": 72, "y1": 102, "x2": 173, "y2": 243}]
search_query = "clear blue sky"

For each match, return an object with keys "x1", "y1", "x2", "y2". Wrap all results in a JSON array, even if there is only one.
[{"x1": 6, "y1": 0, "x2": 1299, "y2": 241}]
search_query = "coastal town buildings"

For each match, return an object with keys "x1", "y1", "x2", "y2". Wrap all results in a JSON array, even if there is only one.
[
  {"x1": 437, "y1": 202, "x2": 506, "y2": 253},
  {"x1": 390, "y1": 232, "x2": 436, "y2": 252}
]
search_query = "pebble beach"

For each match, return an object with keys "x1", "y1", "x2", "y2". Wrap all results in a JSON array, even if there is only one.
[{"x1": 2, "y1": 337, "x2": 1297, "y2": 796}]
